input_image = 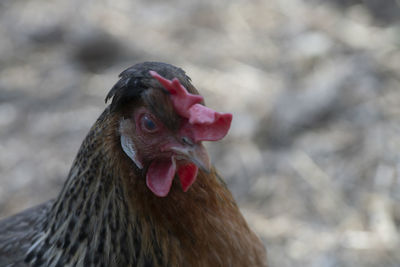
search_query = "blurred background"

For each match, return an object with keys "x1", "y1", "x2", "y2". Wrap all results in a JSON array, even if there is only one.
[{"x1": 1, "y1": 0, "x2": 400, "y2": 266}]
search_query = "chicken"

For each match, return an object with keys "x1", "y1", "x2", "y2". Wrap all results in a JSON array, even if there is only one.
[{"x1": 0, "y1": 62, "x2": 267, "y2": 266}]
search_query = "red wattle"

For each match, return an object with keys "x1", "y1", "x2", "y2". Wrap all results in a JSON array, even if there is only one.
[
  {"x1": 177, "y1": 163, "x2": 198, "y2": 192},
  {"x1": 146, "y1": 159, "x2": 176, "y2": 197}
]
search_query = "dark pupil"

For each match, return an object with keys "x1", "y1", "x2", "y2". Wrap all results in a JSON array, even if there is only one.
[{"x1": 144, "y1": 116, "x2": 156, "y2": 131}]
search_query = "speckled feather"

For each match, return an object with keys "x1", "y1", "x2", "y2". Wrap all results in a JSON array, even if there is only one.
[{"x1": 0, "y1": 62, "x2": 267, "y2": 267}]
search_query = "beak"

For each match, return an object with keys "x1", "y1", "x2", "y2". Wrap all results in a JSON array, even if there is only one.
[{"x1": 170, "y1": 143, "x2": 211, "y2": 173}]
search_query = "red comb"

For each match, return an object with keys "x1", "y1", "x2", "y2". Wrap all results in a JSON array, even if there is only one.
[{"x1": 150, "y1": 70, "x2": 232, "y2": 142}]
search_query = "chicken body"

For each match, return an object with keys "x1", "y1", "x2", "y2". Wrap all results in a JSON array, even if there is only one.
[{"x1": 0, "y1": 62, "x2": 267, "y2": 267}]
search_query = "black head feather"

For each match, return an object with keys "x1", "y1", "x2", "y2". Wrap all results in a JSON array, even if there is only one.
[{"x1": 105, "y1": 62, "x2": 192, "y2": 112}]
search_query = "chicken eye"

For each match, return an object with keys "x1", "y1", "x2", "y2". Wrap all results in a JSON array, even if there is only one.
[{"x1": 141, "y1": 115, "x2": 158, "y2": 132}]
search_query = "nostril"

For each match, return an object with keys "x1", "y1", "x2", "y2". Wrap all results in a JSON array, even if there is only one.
[{"x1": 182, "y1": 137, "x2": 194, "y2": 146}]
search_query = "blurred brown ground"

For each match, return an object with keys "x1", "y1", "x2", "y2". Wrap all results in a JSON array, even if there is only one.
[{"x1": 1, "y1": 0, "x2": 400, "y2": 266}]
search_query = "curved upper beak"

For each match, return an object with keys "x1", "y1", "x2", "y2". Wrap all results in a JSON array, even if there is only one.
[{"x1": 170, "y1": 143, "x2": 211, "y2": 173}]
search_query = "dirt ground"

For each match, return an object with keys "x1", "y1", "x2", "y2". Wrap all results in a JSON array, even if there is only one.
[{"x1": 1, "y1": 0, "x2": 400, "y2": 266}]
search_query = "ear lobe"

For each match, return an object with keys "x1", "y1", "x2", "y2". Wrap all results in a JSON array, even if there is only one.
[{"x1": 119, "y1": 119, "x2": 143, "y2": 169}]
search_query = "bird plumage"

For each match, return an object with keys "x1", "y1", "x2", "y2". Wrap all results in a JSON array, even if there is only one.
[{"x1": 0, "y1": 62, "x2": 267, "y2": 266}]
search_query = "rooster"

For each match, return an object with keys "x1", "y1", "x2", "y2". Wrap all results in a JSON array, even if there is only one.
[{"x1": 0, "y1": 62, "x2": 267, "y2": 266}]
